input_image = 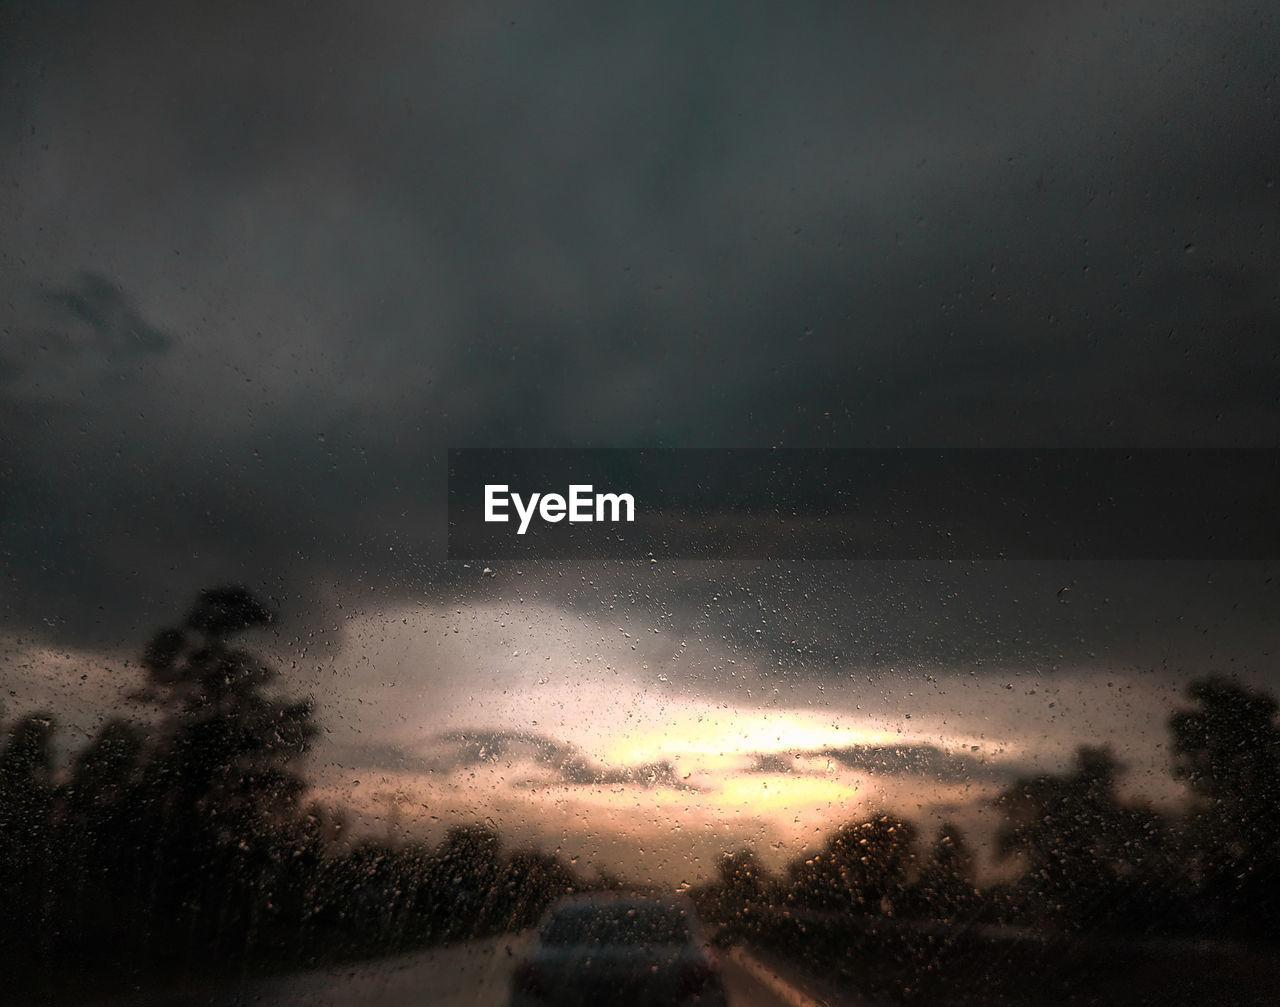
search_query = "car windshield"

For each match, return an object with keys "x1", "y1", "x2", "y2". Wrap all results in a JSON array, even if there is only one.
[
  {"x1": 3, "y1": 3, "x2": 1279, "y2": 1007},
  {"x1": 542, "y1": 904, "x2": 692, "y2": 948}
]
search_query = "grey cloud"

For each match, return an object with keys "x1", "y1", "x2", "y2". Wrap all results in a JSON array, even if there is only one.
[
  {"x1": 42, "y1": 273, "x2": 174, "y2": 362},
  {"x1": 752, "y1": 753, "x2": 801, "y2": 775},
  {"x1": 824, "y1": 744, "x2": 1023, "y2": 786},
  {"x1": 342, "y1": 730, "x2": 696, "y2": 791},
  {"x1": 1, "y1": 273, "x2": 172, "y2": 406},
  {"x1": 748, "y1": 743, "x2": 1024, "y2": 785}
]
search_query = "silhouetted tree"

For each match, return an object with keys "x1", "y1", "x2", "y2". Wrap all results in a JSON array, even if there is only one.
[
  {"x1": 0, "y1": 713, "x2": 58, "y2": 956},
  {"x1": 501, "y1": 848, "x2": 578, "y2": 929},
  {"x1": 787, "y1": 813, "x2": 917, "y2": 915},
  {"x1": 1170, "y1": 675, "x2": 1280, "y2": 934},
  {"x1": 427, "y1": 824, "x2": 505, "y2": 936},
  {"x1": 995, "y1": 745, "x2": 1177, "y2": 931},
  {"x1": 57, "y1": 719, "x2": 150, "y2": 958},
  {"x1": 139, "y1": 587, "x2": 315, "y2": 817},
  {"x1": 0, "y1": 711, "x2": 57, "y2": 840},
  {"x1": 902, "y1": 822, "x2": 979, "y2": 922},
  {"x1": 702, "y1": 849, "x2": 771, "y2": 930},
  {"x1": 132, "y1": 586, "x2": 318, "y2": 956},
  {"x1": 719, "y1": 849, "x2": 767, "y2": 900}
]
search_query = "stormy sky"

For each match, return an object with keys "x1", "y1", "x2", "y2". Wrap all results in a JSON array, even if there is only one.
[{"x1": 2, "y1": 1, "x2": 1278, "y2": 881}]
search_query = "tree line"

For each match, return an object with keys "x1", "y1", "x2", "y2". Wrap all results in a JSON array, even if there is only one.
[
  {"x1": 696, "y1": 679, "x2": 1280, "y2": 945},
  {"x1": 692, "y1": 680, "x2": 1280, "y2": 1004},
  {"x1": 0, "y1": 588, "x2": 586, "y2": 1000}
]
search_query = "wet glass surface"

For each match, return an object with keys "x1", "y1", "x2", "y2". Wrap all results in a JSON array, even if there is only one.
[{"x1": 2, "y1": 2, "x2": 1279, "y2": 1005}]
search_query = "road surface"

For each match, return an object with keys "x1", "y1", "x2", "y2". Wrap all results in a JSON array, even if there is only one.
[{"x1": 100, "y1": 934, "x2": 864, "y2": 1007}]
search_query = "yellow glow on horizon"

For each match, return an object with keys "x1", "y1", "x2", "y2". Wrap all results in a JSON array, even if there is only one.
[
  {"x1": 714, "y1": 773, "x2": 867, "y2": 816},
  {"x1": 595, "y1": 706, "x2": 903, "y2": 768}
]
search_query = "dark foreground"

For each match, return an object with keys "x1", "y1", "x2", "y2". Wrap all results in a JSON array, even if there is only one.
[
  {"x1": 733, "y1": 909, "x2": 1280, "y2": 1007},
  {"x1": 76, "y1": 934, "x2": 862, "y2": 1007}
]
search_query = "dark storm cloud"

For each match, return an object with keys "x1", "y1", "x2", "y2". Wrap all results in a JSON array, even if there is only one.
[
  {"x1": 507, "y1": 558, "x2": 1280, "y2": 689},
  {"x1": 42, "y1": 273, "x2": 174, "y2": 361},
  {"x1": 0, "y1": 272, "x2": 172, "y2": 396},
  {"x1": 747, "y1": 743, "x2": 1026, "y2": 786},
  {"x1": 1, "y1": 0, "x2": 1277, "y2": 666},
  {"x1": 336, "y1": 731, "x2": 694, "y2": 791}
]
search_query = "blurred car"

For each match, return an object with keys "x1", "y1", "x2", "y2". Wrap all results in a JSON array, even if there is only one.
[{"x1": 509, "y1": 892, "x2": 729, "y2": 1006}]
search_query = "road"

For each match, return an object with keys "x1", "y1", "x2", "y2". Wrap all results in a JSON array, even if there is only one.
[{"x1": 103, "y1": 934, "x2": 862, "y2": 1007}]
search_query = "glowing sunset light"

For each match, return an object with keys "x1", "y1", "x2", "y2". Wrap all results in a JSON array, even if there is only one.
[
  {"x1": 714, "y1": 773, "x2": 868, "y2": 817},
  {"x1": 596, "y1": 707, "x2": 897, "y2": 765}
]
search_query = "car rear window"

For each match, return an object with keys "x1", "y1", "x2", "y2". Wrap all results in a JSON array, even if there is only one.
[{"x1": 542, "y1": 904, "x2": 692, "y2": 947}]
